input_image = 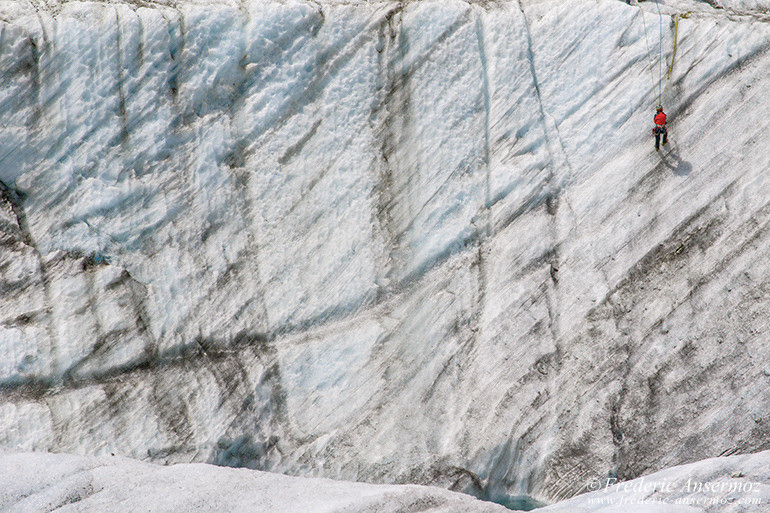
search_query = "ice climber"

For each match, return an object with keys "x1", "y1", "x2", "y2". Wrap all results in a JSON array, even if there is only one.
[{"x1": 653, "y1": 106, "x2": 668, "y2": 151}]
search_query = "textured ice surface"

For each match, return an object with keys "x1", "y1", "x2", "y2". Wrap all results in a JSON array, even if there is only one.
[
  {"x1": 0, "y1": 451, "x2": 510, "y2": 513},
  {"x1": 539, "y1": 450, "x2": 770, "y2": 512},
  {"x1": 1, "y1": 0, "x2": 770, "y2": 506},
  {"x1": 1, "y1": 450, "x2": 767, "y2": 512}
]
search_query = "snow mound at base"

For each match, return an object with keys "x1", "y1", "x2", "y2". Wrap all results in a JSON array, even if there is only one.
[
  {"x1": 2, "y1": 450, "x2": 769, "y2": 512},
  {"x1": 0, "y1": 451, "x2": 508, "y2": 513}
]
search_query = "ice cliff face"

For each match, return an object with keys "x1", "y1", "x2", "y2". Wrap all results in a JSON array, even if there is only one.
[{"x1": 1, "y1": 0, "x2": 770, "y2": 506}]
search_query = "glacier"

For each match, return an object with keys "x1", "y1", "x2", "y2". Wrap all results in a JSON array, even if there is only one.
[{"x1": 1, "y1": 0, "x2": 770, "y2": 508}]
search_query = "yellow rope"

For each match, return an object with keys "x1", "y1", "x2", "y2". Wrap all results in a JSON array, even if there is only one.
[{"x1": 661, "y1": 14, "x2": 681, "y2": 101}]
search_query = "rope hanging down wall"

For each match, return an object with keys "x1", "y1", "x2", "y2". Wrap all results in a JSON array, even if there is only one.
[
  {"x1": 637, "y1": 2, "x2": 681, "y2": 107},
  {"x1": 661, "y1": 14, "x2": 680, "y2": 101}
]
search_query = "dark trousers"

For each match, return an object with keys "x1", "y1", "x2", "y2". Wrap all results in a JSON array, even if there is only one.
[{"x1": 654, "y1": 125, "x2": 668, "y2": 149}]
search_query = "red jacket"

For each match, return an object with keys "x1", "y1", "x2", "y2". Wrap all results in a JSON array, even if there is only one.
[{"x1": 654, "y1": 112, "x2": 667, "y2": 126}]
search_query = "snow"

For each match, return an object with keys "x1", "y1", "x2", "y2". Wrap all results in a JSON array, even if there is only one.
[
  {"x1": 1, "y1": 0, "x2": 770, "y2": 507},
  {"x1": 0, "y1": 451, "x2": 510, "y2": 512},
  {"x1": 1, "y1": 450, "x2": 767, "y2": 512},
  {"x1": 539, "y1": 449, "x2": 770, "y2": 512}
]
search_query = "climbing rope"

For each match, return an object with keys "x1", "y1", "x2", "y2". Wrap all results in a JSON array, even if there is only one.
[
  {"x1": 638, "y1": 4, "x2": 660, "y2": 105},
  {"x1": 655, "y1": 0, "x2": 663, "y2": 104},
  {"x1": 638, "y1": 2, "x2": 681, "y2": 107},
  {"x1": 661, "y1": 14, "x2": 680, "y2": 101}
]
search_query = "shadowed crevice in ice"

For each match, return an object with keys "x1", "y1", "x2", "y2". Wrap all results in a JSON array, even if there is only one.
[{"x1": 0, "y1": 330, "x2": 271, "y2": 399}]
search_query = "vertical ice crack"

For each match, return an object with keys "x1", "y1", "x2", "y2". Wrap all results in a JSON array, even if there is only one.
[
  {"x1": 475, "y1": 12, "x2": 492, "y2": 219},
  {"x1": 517, "y1": 1, "x2": 573, "y2": 187},
  {"x1": 166, "y1": 8, "x2": 185, "y2": 103},
  {"x1": 473, "y1": 10, "x2": 491, "y2": 332},
  {"x1": 114, "y1": 7, "x2": 129, "y2": 146},
  {"x1": 517, "y1": 1, "x2": 577, "y2": 335},
  {"x1": 370, "y1": 6, "x2": 407, "y2": 298},
  {"x1": 517, "y1": 0, "x2": 562, "y2": 320}
]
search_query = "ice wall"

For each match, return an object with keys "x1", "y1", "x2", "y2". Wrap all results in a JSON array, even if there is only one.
[{"x1": 1, "y1": 0, "x2": 770, "y2": 505}]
